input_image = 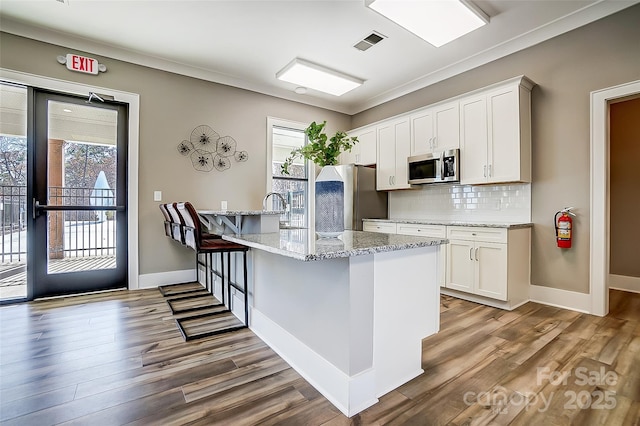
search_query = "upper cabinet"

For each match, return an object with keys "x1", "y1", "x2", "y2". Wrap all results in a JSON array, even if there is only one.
[
  {"x1": 460, "y1": 77, "x2": 534, "y2": 185},
  {"x1": 341, "y1": 126, "x2": 377, "y2": 165},
  {"x1": 376, "y1": 118, "x2": 411, "y2": 190},
  {"x1": 410, "y1": 101, "x2": 460, "y2": 156},
  {"x1": 346, "y1": 76, "x2": 535, "y2": 189}
]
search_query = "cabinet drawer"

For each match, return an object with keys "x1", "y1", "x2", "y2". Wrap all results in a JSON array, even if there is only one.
[
  {"x1": 363, "y1": 222, "x2": 397, "y2": 234},
  {"x1": 397, "y1": 223, "x2": 446, "y2": 238},
  {"x1": 447, "y1": 226, "x2": 507, "y2": 243}
]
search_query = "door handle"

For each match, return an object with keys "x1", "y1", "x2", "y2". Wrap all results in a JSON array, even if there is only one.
[
  {"x1": 469, "y1": 247, "x2": 473, "y2": 261},
  {"x1": 33, "y1": 198, "x2": 124, "y2": 219},
  {"x1": 475, "y1": 247, "x2": 479, "y2": 261}
]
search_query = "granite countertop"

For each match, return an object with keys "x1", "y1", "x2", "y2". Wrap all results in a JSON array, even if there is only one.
[
  {"x1": 222, "y1": 229, "x2": 447, "y2": 261},
  {"x1": 198, "y1": 209, "x2": 284, "y2": 215},
  {"x1": 363, "y1": 218, "x2": 532, "y2": 229}
]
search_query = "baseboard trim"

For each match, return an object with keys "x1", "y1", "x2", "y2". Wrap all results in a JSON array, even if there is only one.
[
  {"x1": 529, "y1": 284, "x2": 591, "y2": 313},
  {"x1": 609, "y1": 274, "x2": 640, "y2": 294},
  {"x1": 250, "y1": 308, "x2": 378, "y2": 417},
  {"x1": 440, "y1": 289, "x2": 523, "y2": 311},
  {"x1": 137, "y1": 269, "x2": 196, "y2": 289}
]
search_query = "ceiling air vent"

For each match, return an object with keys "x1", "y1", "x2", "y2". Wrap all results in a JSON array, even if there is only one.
[{"x1": 354, "y1": 31, "x2": 386, "y2": 51}]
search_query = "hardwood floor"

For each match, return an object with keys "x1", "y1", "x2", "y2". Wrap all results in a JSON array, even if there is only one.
[{"x1": 0, "y1": 288, "x2": 638, "y2": 425}]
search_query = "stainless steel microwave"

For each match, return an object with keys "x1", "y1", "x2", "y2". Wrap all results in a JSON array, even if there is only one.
[{"x1": 408, "y1": 149, "x2": 460, "y2": 184}]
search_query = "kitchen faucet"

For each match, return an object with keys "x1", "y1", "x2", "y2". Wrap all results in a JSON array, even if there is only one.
[{"x1": 262, "y1": 192, "x2": 288, "y2": 211}]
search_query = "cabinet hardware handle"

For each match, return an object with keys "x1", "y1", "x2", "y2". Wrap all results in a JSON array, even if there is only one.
[
  {"x1": 488, "y1": 164, "x2": 492, "y2": 177},
  {"x1": 484, "y1": 165, "x2": 487, "y2": 177},
  {"x1": 475, "y1": 248, "x2": 479, "y2": 261},
  {"x1": 469, "y1": 247, "x2": 473, "y2": 261}
]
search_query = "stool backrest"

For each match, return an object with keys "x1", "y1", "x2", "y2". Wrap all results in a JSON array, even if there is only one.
[
  {"x1": 176, "y1": 202, "x2": 201, "y2": 251},
  {"x1": 158, "y1": 204, "x2": 172, "y2": 238},
  {"x1": 166, "y1": 202, "x2": 185, "y2": 244}
]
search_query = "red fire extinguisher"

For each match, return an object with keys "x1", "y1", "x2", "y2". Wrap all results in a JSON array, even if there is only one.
[{"x1": 555, "y1": 207, "x2": 576, "y2": 248}]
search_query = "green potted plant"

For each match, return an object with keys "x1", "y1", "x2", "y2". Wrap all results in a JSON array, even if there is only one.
[
  {"x1": 280, "y1": 121, "x2": 358, "y2": 175},
  {"x1": 281, "y1": 121, "x2": 359, "y2": 238}
]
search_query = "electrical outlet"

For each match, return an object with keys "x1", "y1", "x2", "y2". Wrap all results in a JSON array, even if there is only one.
[
  {"x1": 153, "y1": 191, "x2": 162, "y2": 201},
  {"x1": 221, "y1": 200, "x2": 228, "y2": 211}
]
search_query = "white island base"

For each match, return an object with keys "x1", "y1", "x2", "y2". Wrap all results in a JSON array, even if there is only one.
[{"x1": 248, "y1": 245, "x2": 440, "y2": 417}]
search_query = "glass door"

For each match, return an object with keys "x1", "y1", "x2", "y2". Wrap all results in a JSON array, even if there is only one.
[
  {"x1": 29, "y1": 89, "x2": 128, "y2": 299},
  {"x1": 0, "y1": 83, "x2": 28, "y2": 301}
]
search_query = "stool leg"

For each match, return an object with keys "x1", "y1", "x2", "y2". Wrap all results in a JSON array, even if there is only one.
[
  {"x1": 205, "y1": 252, "x2": 210, "y2": 292},
  {"x1": 243, "y1": 250, "x2": 249, "y2": 327},
  {"x1": 227, "y1": 251, "x2": 232, "y2": 313}
]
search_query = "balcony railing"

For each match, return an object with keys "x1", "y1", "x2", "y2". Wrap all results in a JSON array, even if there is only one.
[
  {"x1": 1, "y1": 185, "x2": 117, "y2": 264},
  {"x1": 1, "y1": 185, "x2": 26, "y2": 263}
]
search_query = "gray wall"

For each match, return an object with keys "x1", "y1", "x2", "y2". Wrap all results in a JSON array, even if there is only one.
[
  {"x1": 352, "y1": 4, "x2": 640, "y2": 293},
  {"x1": 0, "y1": 32, "x2": 351, "y2": 276}
]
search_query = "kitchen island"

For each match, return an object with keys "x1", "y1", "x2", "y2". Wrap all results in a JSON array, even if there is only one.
[{"x1": 222, "y1": 229, "x2": 447, "y2": 417}]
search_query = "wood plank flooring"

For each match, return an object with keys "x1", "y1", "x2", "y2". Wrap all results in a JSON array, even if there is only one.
[{"x1": 0, "y1": 288, "x2": 638, "y2": 425}]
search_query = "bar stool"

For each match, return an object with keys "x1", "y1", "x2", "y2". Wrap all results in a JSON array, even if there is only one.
[
  {"x1": 175, "y1": 202, "x2": 250, "y2": 340},
  {"x1": 158, "y1": 202, "x2": 211, "y2": 298}
]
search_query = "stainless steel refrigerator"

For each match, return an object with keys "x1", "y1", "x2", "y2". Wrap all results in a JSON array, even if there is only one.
[{"x1": 334, "y1": 164, "x2": 388, "y2": 231}]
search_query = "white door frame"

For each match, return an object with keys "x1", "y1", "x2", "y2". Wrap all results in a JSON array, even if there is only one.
[
  {"x1": 590, "y1": 79, "x2": 640, "y2": 316},
  {"x1": 1, "y1": 68, "x2": 141, "y2": 290}
]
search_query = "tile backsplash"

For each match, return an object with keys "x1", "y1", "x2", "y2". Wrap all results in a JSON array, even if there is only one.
[{"x1": 389, "y1": 183, "x2": 531, "y2": 223}]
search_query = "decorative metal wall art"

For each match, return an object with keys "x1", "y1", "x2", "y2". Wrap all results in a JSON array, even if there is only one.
[{"x1": 177, "y1": 125, "x2": 248, "y2": 172}]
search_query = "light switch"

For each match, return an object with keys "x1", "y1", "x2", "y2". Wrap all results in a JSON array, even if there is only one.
[{"x1": 153, "y1": 191, "x2": 162, "y2": 201}]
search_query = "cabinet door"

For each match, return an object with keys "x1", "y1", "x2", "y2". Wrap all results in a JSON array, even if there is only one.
[
  {"x1": 358, "y1": 127, "x2": 377, "y2": 165},
  {"x1": 446, "y1": 239, "x2": 475, "y2": 293},
  {"x1": 460, "y1": 95, "x2": 488, "y2": 185},
  {"x1": 487, "y1": 87, "x2": 520, "y2": 183},
  {"x1": 340, "y1": 142, "x2": 359, "y2": 165},
  {"x1": 410, "y1": 110, "x2": 434, "y2": 155},
  {"x1": 363, "y1": 221, "x2": 397, "y2": 234},
  {"x1": 394, "y1": 118, "x2": 411, "y2": 189},
  {"x1": 475, "y1": 242, "x2": 508, "y2": 301},
  {"x1": 377, "y1": 122, "x2": 396, "y2": 190},
  {"x1": 433, "y1": 102, "x2": 460, "y2": 152}
]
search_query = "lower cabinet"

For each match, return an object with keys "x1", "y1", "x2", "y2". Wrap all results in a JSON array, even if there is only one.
[
  {"x1": 363, "y1": 221, "x2": 531, "y2": 309},
  {"x1": 396, "y1": 223, "x2": 446, "y2": 288},
  {"x1": 446, "y1": 226, "x2": 530, "y2": 307},
  {"x1": 363, "y1": 221, "x2": 397, "y2": 234}
]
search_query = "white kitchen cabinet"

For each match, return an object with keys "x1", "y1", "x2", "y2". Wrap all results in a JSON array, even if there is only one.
[
  {"x1": 341, "y1": 126, "x2": 376, "y2": 165},
  {"x1": 459, "y1": 77, "x2": 533, "y2": 185},
  {"x1": 445, "y1": 226, "x2": 530, "y2": 307},
  {"x1": 376, "y1": 118, "x2": 411, "y2": 190},
  {"x1": 363, "y1": 221, "x2": 397, "y2": 234},
  {"x1": 396, "y1": 223, "x2": 447, "y2": 288},
  {"x1": 410, "y1": 101, "x2": 459, "y2": 156}
]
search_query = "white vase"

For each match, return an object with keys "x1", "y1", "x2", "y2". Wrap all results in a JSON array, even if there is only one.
[{"x1": 315, "y1": 165, "x2": 344, "y2": 238}]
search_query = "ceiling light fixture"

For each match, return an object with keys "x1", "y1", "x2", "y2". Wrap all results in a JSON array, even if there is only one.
[
  {"x1": 276, "y1": 58, "x2": 364, "y2": 97},
  {"x1": 365, "y1": 0, "x2": 489, "y2": 47}
]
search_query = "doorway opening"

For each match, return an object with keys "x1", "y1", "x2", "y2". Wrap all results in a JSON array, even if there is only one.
[{"x1": 590, "y1": 79, "x2": 640, "y2": 316}]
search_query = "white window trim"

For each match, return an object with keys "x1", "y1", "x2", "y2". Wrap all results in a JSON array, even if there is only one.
[{"x1": 266, "y1": 117, "x2": 314, "y2": 228}]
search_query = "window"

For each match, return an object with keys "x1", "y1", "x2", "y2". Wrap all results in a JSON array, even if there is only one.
[{"x1": 267, "y1": 118, "x2": 310, "y2": 228}]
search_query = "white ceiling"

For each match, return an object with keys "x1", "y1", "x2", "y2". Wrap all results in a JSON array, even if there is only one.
[{"x1": 0, "y1": 0, "x2": 637, "y2": 115}]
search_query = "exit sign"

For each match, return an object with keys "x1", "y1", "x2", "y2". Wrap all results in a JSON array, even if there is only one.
[{"x1": 66, "y1": 54, "x2": 99, "y2": 75}]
